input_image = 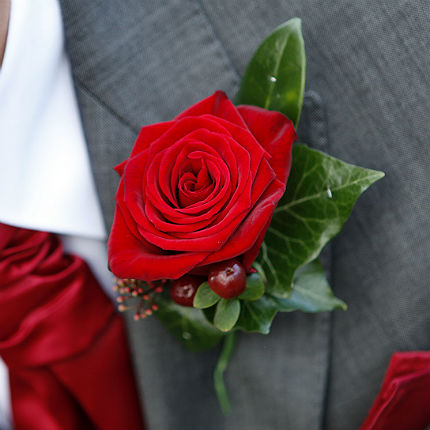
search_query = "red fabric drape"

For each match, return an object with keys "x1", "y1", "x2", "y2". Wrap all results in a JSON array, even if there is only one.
[
  {"x1": 0, "y1": 223, "x2": 144, "y2": 429},
  {"x1": 361, "y1": 351, "x2": 430, "y2": 430}
]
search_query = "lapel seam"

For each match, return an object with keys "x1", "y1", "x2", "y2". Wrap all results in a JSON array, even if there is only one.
[
  {"x1": 299, "y1": 91, "x2": 334, "y2": 429},
  {"x1": 74, "y1": 78, "x2": 140, "y2": 135},
  {"x1": 318, "y1": 93, "x2": 334, "y2": 430}
]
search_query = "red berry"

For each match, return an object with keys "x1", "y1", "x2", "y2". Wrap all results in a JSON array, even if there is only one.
[
  {"x1": 208, "y1": 259, "x2": 246, "y2": 299},
  {"x1": 170, "y1": 275, "x2": 202, "y2": 307}
]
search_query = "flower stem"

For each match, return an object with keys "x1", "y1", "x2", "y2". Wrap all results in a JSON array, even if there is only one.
[{"x1": 213, "y1": 331, "x2": 237, "y2": 415}]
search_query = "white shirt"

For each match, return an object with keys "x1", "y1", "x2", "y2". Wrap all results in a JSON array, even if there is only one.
[{"x1": 0, "y1": 0, "x2": 115, "y2": 427}]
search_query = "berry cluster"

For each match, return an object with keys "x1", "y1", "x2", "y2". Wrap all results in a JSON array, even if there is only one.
[
  {"x1": 114, "y1": 259, "x2": 248, "y2": 317},
  {"x1": 170, "y1": 259, "x2": 247, "y2": 305}
]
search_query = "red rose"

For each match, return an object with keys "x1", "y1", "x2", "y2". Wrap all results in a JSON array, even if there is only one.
[{"x1": 108, "y1": 91, "x2": 296, "y2": 281}]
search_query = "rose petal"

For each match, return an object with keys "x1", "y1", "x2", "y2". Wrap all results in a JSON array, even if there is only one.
[
  {"x1": 108, "y1": 208, "x2": 208, "y2": 281},
  {"x1": 249, "y1": 157, "x2": 277, "y2": 209},
  {"x1": 114, "y1": 160, "x2": 127, "y2": 177},
  {"x1": 176, "y1": 91, "x2": 247, "y2": 128},
  {"x1": 237, "y1": 105, "x2": 296, "y2": 185},
  {"x1": 242, "y1": 217, "x2": 272, "y2": 270},
  {"x1": 113, "y1": 121, "x2": 175, "y2": 176},
  {"x1": 135, "y1": 201, "x2": 250, "y2": 252},
  {"x1": 146, "y1": 116, "x2": 232, "y2": 162},
  {"x1": 144, "y1": 201, "x2": 217, "y2": 234},
  {"x1": 201, "y1": 114, "x2": 268, "y2": 187},
  {"x1": 178, "y1": 159, "x2": 213, "y2": 207},
  {"x1": 159, "y1": 137, "x2": 228, "y2": 211},
  {"x1": 147, "y1": 143, "x2": 232, "y2": 224},
  {"x1": 198, "y1": 178, "x2": 285, "y2": 266},
  {"x1": 145, "y1": 129, "x2": 246, "y2": 221},
  {"x1": 130, "y1": 121, "x2": 176, "y2": 157},
  {"x1": 172, "y1": 152, "x2": 274, "y2": 240}
]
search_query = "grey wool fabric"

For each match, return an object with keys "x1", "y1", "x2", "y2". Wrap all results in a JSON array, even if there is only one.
[{"x1": 59, "y1": 1, "x2": 429, "y2": 429}]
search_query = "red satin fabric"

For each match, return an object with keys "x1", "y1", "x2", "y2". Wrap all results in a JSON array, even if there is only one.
[
  {"x1": 0, "y1": 223, "x2": 144, "y2": 429},
  {"x1": 361, "y1": 351, "x2": 430, "y2": 430}
]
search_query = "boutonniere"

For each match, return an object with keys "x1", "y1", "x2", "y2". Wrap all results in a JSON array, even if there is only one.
[{"x1": 108, "y1": 18, "x2": 384, "y2": 412}]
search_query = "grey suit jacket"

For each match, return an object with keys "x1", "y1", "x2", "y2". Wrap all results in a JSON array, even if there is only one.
[{"x1": 59, "y1": 1, "x2": 429, "y2": 428}]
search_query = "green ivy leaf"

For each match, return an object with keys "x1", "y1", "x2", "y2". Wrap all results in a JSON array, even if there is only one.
[
  {"x1": 193, "y1": 281, "x2": 220, "y2": 309},
  {"x1": 155, "y1": 293, "x2": 224, "y2": 352},
  {"x1": 214, "y1": 299, "x2": 241, "y2": 332},
  {"x1": 236, "y1": 259, "x2": 345, "y2": 334},
  {"x1": 272, "y1": 260, "x2": 347, "y2": 312},
  {"x1": 235, "y1": 295, "x2": 278, "y2": 334},
  {"x1": 236, "y1": 17, "x2": 306, "y2": 127},
  {"x1": 238, "y1": 272, "x2": 265, "y2": 301},
  {"x1": 258, "y1": 144, "x2": 384, "y2": 298}
]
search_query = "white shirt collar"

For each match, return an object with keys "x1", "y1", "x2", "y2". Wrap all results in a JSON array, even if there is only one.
[{"x1": 0, "y1": 0, "x2": 106, "y2": 240}]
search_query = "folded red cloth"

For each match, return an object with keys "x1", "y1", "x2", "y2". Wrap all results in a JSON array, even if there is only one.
[
  {"x1": 361, "y1": 351, "x2": 430, "y2": 430},
  {"x1": 0, "y1": 223, "x2": 144, "y2": 429}
]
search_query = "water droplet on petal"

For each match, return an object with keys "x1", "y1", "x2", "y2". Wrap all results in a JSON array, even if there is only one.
[{"x1": 327, "y1": 189, "x2": 333, "y2": 199}]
